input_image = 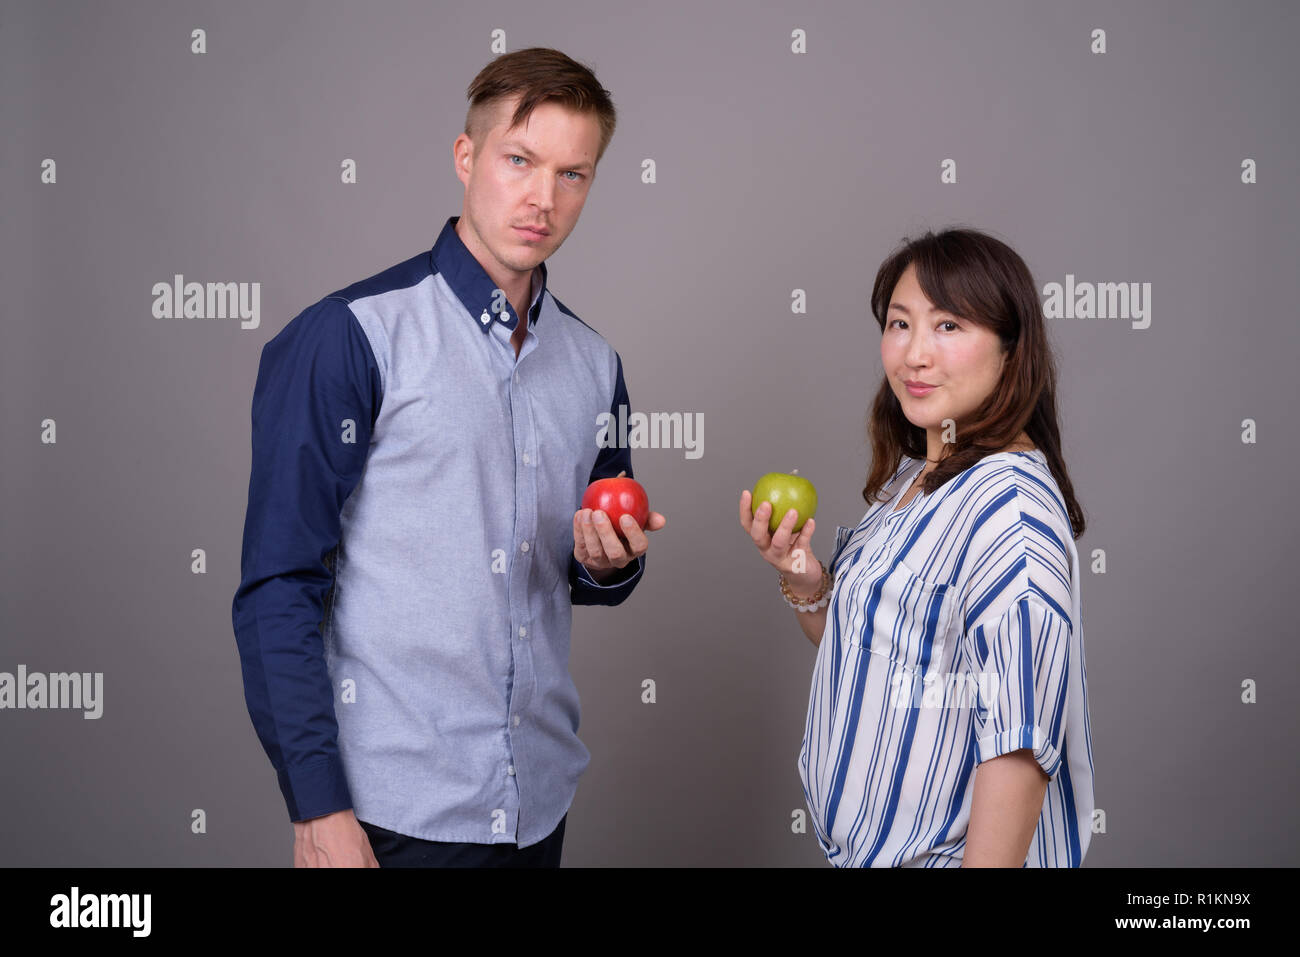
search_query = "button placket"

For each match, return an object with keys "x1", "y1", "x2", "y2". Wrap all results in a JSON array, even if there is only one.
[{"x1": 498, "y1": 370, "x2": 535, "y2": 736}]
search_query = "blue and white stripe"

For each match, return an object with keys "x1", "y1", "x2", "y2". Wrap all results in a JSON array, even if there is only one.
[{"x1": 800, "y1": 449, "x2": 1094, "y2": 867}]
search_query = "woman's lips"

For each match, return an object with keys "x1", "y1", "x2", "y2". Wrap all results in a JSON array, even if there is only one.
[{"x1": 906, "y1": 383, "x2": 937, "y2": 396}]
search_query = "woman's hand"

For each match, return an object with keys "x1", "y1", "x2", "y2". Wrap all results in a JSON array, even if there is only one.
[{"x1": 739, "y1": 489, "x2": 822, "y2": 596}]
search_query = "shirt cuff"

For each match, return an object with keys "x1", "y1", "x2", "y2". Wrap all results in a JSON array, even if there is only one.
[
  {"x1": 976, "y1": 723, "x2": 1064, "y2": 780},
  {"x1": 576, "y1": 554, "x2": 643, "y2": 588},
  {"x1": 276, "y1": 754, "x2": 354, "y2": 822},
  {"x1": 570, "y1": 553, "x2": 645, "y2": 606}
]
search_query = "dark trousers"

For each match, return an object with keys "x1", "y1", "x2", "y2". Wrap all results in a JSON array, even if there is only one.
[{"x1": 358, "y1": 814, "x2": 566, "y2": 868}]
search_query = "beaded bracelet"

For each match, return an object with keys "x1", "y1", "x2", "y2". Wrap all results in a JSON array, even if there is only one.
[{"x1": 779, "y1": 560, "x2": 833, "y2": 612}]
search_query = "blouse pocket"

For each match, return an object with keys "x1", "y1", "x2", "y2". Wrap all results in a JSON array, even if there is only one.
[{"x1": 850, "y1": 555, "x2": 958, "y2": 675}]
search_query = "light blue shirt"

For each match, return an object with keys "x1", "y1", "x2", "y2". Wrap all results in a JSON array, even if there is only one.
[
  {"x1": 801, "y1": 449, "x2": 1094, "y2": 866},
  {"x1": 232, "y1": 216, "x2": 645, "y2": 847}
]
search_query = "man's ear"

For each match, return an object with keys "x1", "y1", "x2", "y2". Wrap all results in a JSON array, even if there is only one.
[{"x1": 453, "y1": 134, "x2": 475, "y2": 184}]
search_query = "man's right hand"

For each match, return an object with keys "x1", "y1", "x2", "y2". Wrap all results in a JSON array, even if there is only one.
[{"x1": 293, "y1": 808, "x2": 380, "y2": 867}]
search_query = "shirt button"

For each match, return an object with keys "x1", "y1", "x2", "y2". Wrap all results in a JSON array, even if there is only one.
[
  {"x1": 507, "y1": 765, "x2": 515, "y2": 776},
  {"x1": 512, "y1": 715, "x2": 520, "y2": 727},
  {"x1": 522, "y1": 452, "x2": 531, "y2": 464},
  {"x1": 518, "y1": 626, "x2": 527, "y2": 638},
  {"x1": 520, "y1": 541, "x2": 529, "y2": 552}
]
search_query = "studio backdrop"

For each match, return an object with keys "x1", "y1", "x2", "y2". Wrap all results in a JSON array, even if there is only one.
[{"x1": 2, "y1": 0, "x2": 1297, "y2": 866}]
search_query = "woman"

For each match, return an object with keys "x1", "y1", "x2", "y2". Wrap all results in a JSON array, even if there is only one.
[{"x1": 741, "y1": 229, "x2": 1093, "y2": 867}]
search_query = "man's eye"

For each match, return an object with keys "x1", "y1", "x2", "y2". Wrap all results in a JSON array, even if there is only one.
[{"x1": 508, "y1": 155, "x2": 526, "y2": 166}]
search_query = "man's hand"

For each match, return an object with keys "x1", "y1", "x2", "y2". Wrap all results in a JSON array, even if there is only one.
[
  {"x1": 573, "y1": 472, "x2": 666, "y2": 582},
  {"x1": 293, "y1": 808, "x2": 380, "y2": 868}
]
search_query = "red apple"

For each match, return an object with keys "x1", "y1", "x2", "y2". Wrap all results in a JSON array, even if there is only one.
[{"x1": 582, "y1": 475, "x2": 650, "y2": 537}]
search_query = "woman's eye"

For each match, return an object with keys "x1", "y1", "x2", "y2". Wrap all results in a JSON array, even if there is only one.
[{"x1": 889, "y1": 318, "x2": 957, "y2": 331}]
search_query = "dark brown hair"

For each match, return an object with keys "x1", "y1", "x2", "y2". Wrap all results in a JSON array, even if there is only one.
[
  {"x1": 464, "y1": 47, "x2": 617, "y2": 165},
  {"x1": 863, "y1": 227, "x2": 1086, "y2": 539}
]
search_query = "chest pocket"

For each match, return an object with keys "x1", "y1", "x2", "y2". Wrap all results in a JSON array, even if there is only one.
[{"x1": 851, "y1": 555, "x2": 959, "y2": 675}]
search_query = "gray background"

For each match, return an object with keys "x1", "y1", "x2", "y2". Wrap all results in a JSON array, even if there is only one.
[{"x1": 2, "y1": 0, "x2": 1297, "y2": 866}]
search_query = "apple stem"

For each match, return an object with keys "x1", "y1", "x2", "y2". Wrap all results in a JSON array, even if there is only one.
[{"x1": 792, "y1": 468, "x2": 799, "y2": 475}]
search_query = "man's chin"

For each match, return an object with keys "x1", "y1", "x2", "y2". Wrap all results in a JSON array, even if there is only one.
[
  {"x1": 512, "y1": 238, "x2": 554, "y2": 261},
  {"x1": 503, "y1": 243, "x2": 549, "y2": 269}
]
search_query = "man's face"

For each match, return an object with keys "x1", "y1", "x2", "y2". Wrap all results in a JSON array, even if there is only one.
[
  {"x1": 454, "y1": 95, "x2": 601, "y2": 281},
  {"x1": 881, "y1": 262, "x2": 1008, "y2": 439}
]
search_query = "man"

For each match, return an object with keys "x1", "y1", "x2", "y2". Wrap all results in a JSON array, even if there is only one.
[{"x1": 231, "y1": 47, "x2": 665, "y2": 868}]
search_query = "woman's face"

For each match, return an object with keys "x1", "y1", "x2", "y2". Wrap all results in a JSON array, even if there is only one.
[{"x1": 881, "y1": 263, "x2": 1008, "y2": 443}]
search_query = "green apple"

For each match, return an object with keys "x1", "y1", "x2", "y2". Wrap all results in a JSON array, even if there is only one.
[{"x1": 752, "y1": 471, "x2": 818, "y2": 534}]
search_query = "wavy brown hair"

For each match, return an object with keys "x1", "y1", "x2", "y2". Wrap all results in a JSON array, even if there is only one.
[
  {"x1": 464, "y1": 47, "x2": 617, "y2": 165},
  {"x1": 863, "y1": 228, "x2": 1086, "y2": 539}
]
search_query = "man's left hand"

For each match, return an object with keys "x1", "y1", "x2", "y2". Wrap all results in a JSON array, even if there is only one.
[{"x1": 573, "y1": 506, "x2": 667, "y2": 583}]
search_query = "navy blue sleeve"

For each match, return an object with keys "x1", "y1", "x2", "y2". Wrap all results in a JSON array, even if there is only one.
[
  {"x1": 230, "y1": 297, "x2": 383, "y2": 823},
  {"x1": 570, "y1": 351, "x2": 646, "y2": 606}
]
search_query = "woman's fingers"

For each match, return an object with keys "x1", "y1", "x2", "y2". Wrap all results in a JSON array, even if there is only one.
[
  {"x1": 793, "y1": 518, "x2": 817, "y2": 569},
  {"x1": 770, "y1": 508, "x2": 801, "y2": 552},
  {"x1": 742, "y1": 492, "x2": 816, "y2": 572},
  {"x1": 748, "y1": 499, "x2": 774, "y2": 547}
]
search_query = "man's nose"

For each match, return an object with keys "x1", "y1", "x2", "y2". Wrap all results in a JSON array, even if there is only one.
[{"x1": 529, "y1": 173, "x2": 556, "y2": 211}]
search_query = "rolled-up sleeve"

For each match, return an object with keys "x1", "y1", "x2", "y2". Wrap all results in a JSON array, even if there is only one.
[
  {"x1": 230, "y1": 297, "x2": 383, "y2": 822},
  {"x1": 968, "y1": 592, "x2": 1071, "y2": 780},
  {"x1": 570, "y1": 351, "x2": 646, "y2": 607}
]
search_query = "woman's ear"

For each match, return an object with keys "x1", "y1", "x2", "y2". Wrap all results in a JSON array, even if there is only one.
[{"x1": 998, "y1": 338, "x2": 1016, "y2": 373}]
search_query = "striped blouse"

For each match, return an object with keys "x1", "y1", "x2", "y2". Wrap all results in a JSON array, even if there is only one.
[{"x1": 799, "y1": 449, "x2": 1094, "y2": 867}]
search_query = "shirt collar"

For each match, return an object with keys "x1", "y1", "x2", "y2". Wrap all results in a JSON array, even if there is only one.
[{"x1": 431, "y1": 215, "x2": 548, "y2": 333}]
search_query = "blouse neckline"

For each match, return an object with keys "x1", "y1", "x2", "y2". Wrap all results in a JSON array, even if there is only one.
[{"x1": 890, "y1": 448, "x2": 1045, "y2": 516}]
